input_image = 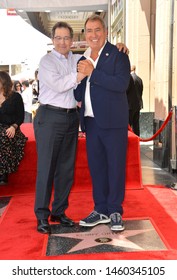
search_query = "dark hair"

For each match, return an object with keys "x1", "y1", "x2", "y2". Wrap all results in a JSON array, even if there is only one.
[
  {"x1": 13, "y1": 80, "x2": 22, "y2": 91},
  {"x1": 51, "y1": 21, "x2": 74, "y2": 39},
  {"x1": 84, "y1": 14, "x2": 106, "y2": 31},
  {"x1": 0, "y1": 71, "x2": 13, "y2": 98},
  {"x1": 34, "y1": 69, "x2": 38, "y2": 79}
]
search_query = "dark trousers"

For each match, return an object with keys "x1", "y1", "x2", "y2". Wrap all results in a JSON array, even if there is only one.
[
  {"x1": 84, "y1": 117, "x2": 128, "y2": 216},
  {"x1": 24, "y1": 111, "x2": 32, "y2": 123},
  {"x1": 33, "y1": 106, "x2": 79, "y2": 219},
  {"x1": 129, "y1": 109, "x2": 140, "y2": 136}
]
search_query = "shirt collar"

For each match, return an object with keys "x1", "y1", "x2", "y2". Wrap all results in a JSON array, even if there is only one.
[
  {"x1": 52, "y1": 48, "x2": 72, "y2": 59},
  {"x1": 83, "y1": 40, "x2": 107, "y2": 59}
]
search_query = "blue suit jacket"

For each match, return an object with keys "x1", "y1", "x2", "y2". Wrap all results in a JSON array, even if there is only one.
[{"x1": 74, "y1": 41, "x2": 130, "y2": 132}]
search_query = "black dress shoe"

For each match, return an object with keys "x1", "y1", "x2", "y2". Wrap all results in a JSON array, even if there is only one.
[
  {"x1": 37, "y1": 219, "x2": 51, "y2": 234},
  {"x1": 0, "y1": 174, "x2": 8, "y2": 186},
  {"x1": 50, "y1": 213, "x2": 74, "y2": 227}
]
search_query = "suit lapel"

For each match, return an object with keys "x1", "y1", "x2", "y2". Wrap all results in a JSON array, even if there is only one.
[{"x1": 96, "y1": 41, "x2": 112, "y2": 69}]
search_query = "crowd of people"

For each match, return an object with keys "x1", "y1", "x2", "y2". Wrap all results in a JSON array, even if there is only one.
[{"x1": 11, "y1": 71, "x2": 39, "y2": 123}]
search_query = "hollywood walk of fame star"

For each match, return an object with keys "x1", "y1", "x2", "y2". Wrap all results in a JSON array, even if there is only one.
[{"x1": 50, "y1": 224, "x2": 154, "y2": 254}]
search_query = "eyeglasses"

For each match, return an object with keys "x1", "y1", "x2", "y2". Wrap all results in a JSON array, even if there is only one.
[{"x1": 54, "y1": 36, "x2": 71, "y2": 42}]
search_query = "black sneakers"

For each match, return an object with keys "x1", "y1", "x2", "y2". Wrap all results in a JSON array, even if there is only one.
[
  {"x1": 110, "y1": 212, "x2": 125, "y2": 231},
  {"x1": 79, "y1": 210, "x2": 125, "y2": 232},
  {"x1": 79, "y1": 211, "x2": 110, "y2": 227}
]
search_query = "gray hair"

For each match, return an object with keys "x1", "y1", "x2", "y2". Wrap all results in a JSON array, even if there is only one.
[{"x1": 84, "y1": 15, "x2": 106, "y2": 31}]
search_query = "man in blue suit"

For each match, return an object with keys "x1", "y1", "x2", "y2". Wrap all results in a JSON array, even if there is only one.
[{"x1": 74, "y1": 15, "x2": 130, "y2": 231}]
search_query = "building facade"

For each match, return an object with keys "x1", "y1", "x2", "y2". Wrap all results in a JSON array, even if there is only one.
[{"x1": 110, "y1": 0, "x2": 177, "y2": 171}]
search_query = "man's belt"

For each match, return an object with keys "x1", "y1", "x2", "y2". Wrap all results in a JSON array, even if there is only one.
[{"x1": 40, "y1": 103, "x2": 77, "y2": 113}]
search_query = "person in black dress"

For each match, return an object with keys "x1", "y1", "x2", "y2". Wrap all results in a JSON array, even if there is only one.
[{"x1": 0, "y1": 71, "x2": 27, "y2": 185}]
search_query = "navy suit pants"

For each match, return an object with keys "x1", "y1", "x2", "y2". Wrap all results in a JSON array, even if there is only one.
[{"x1": 84, "y1": 117, "x2": 128, "y2": 216}]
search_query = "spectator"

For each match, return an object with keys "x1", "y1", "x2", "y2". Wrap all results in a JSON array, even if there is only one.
[
  {"x1": 21, "y1": 80, "x2": 33, "y2": 123},
  {"x1": 32, "y1": 69, "x2": 39, "y2": 104},
  {"x1": 130, "y1": 65, "x2": 143, "y2": 136},
  {"x1": 126, "y1": 74, "x2": 140, "y2": 131},
  {"x1": 13, "y1": 80, "x2": 22, "y2": 94},
  {"x1": 0, "y1": 71, "x2": 27, "y2": 185}
]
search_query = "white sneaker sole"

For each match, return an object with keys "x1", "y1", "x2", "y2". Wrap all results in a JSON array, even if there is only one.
[
  {"x1": 111, "y1": 225, "x2": 125, "y2": 231},
  {"x1": 79, "y1": 218, "x2": 111, "y2": 227}
]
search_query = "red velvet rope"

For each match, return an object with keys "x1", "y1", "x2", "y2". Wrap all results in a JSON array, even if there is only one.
[
  {"x1": 79, "y1": 109, "x2": 173, "y2": 141},
  {"x1": 128, "y1": 108, "x2": 173, "y2": 142}
]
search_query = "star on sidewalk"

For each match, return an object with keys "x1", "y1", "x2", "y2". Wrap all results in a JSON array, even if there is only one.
[{"x1": 51, "y1": 224, "x2": 153, "y2": 253}]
